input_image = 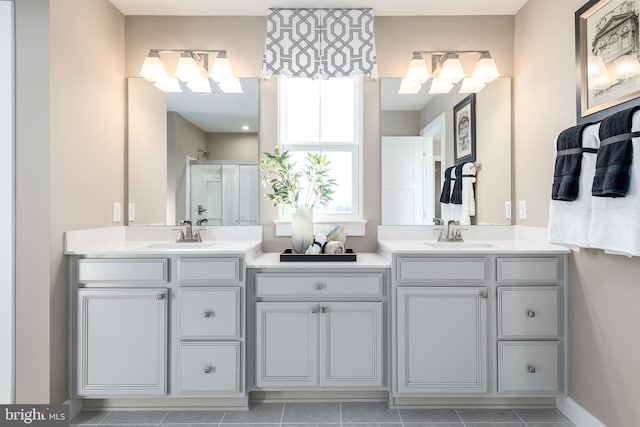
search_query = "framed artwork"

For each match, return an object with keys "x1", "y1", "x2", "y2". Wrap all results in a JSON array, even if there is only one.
[
  {"x1": 453, "y1": 93, "x2": 476, "y2": 165},
  {"x1": 576, "y1": 0, "x2": 640, "y2": 123}
]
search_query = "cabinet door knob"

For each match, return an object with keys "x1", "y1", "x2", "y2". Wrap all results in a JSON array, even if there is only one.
[
  {"x1": 527, "y1": 365, "x2": 536, "y2": 373},
  {"x1": 320, "y1": 306, "x2": 329, "y2": 314},
  {"x1": 311, "y1": 306, "x2": 319, "y2": 314},
  {"x1": 480, "y1": 290, "x2": 488, "y2": 299},
  {"x1": 204, "y1": 366, "x2": 216, "y2": 374},
  {"x1": 157, "y1": 293, "x2": 165, "y2": 300},
  {"x1": 527, "y1": 310, "x2": 536, "y2": 318},
  {"x1": 315, "y1": 283, "x2": 325, "y2": 290},
  {"x1": 203, "y1": 310, "x2": 215, "y2": 318}
]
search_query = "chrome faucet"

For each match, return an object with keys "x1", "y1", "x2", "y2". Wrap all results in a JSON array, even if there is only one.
[
  {"x1": 437, "y1": 220, "x2": 464, "y2": 242},
  {"x1": 176, "y1": 219, "x2": 202, "y2": 243}
]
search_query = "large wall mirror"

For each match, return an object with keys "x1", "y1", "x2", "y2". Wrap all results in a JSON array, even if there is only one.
[
  {"x1": 381, "y1": 77, "x2": 512, "y2": 226},
  {"x1": 127, "y1": 77, "x2": 259, "y2": 226}
]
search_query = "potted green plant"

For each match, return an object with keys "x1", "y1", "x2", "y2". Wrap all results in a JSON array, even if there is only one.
[{"x1": 260, "y1": 146, "x2": 336, "y2": 253}]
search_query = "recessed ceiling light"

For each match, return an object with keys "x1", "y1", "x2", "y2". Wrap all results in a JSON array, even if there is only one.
[{"x1": 242, "y1": 125, "x2": 250, "y2": 131}]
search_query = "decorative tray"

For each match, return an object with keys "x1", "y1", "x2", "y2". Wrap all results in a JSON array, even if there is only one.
[{"x1": 280, "y1": 248, "x2": 357, "y2": 262}]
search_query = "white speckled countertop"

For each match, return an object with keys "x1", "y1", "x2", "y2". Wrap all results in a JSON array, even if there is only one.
[{"x1": 378, "y1": 239, "x2": 570, "y2": 254}]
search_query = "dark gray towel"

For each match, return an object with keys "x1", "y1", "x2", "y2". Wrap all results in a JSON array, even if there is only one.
[
  {"x1": 592, "y1": 106, "x2": 640, "y2": 198},
  {"x1": 439, "y1": 166, "x2": 454, "y2": 204},
  {"x1": 551, "y1": 123, "x2": 595, "y2": 201},
  {"x1": 450, "y1": 164, "x2": 464, "y2": 205}
]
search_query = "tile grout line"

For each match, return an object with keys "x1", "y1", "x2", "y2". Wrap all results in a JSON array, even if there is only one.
[
  {"x1": 157, "y1": 411, "x2": 170, "y2": 426},
  {"x1": 279, "y1": 402, "x2": 286, "y2": 427},
  {"x1": 396, "y1": 408, "x2": 405, "y2": 427},
  {"x1": 339, "y1": 401, "x2": 343, "y2": 427},
  {"x1": 453, "y1": 409, "x2": 466, "y2": 427},
  {"x1": 512, "y1": 408, "x2": 529, "y2": 426},
  {"x1": 96, "y1": 411, "x2": 112, "y2": 425},
  {"x1": 218, "y1": 410, "x2": 228, "y2": 427}
]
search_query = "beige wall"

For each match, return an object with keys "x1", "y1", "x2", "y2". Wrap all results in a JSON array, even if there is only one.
[
  {"x1": 380, "y1": 111, "x2": 421, "y2": 136},
  {"x1": 15, "y1": 0, "x2": 50, "y2": 404},
  {"x1": 129, "y1": 78, "x2": 167, "y2": 225},
  {"x1": 14, "y1": 0, "x2": 125, "y2": 403},
  {"x1": 515, "y1": 1, "x2": 640, "y2": 425},
  {"x1": 207, "y1": 132, "x2": 259, "y2": 161},
  {"x1": 167, "y1": 112, "x2": 208, "y2": 224}
]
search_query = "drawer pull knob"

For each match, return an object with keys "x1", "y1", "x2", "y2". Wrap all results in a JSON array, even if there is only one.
[
  {"x1": 203, "y1": 310, "x2": 215, "y2": 318},
  {"x1": 527, "y1": 365, "x2": 536, "y2": 373},
  {"x1": 315, "y1": 283, "x2": 326, "y2": 290},
  {"x1": 527, "y1": 310, "x2": 536, "y2": 318},
  {"x1": 157, "y1": 293, "x2": 165, "y2": 300},
  {"x1": 320, "y1": 306, "x2": 329, "y2": 314},
  {"x1": 204, "y1": 366, "x2": 216, "y2": 374}
]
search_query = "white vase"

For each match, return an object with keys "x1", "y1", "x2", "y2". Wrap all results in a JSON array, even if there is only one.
[{"x1": 291, "y1": 207, "x2": 314, "y2": 254}]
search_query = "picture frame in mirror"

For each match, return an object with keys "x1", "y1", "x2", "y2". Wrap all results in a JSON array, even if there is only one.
[{"x1": 454, "y1": 93, "x2": 476, "y2": 165}]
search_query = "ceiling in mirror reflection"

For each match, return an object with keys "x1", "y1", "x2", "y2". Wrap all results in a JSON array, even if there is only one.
[{"x1": 165, "y1": 78, "x2": 259, "y2": 132}]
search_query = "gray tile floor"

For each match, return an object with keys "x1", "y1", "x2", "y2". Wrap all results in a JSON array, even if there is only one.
[{"x1": 70, "y1": 402, "x2": 577, "y2": 427}]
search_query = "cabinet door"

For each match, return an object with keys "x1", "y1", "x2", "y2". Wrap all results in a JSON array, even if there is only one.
[
  {"x1": 320, "y1": 302, "x2": 383, "y2": 387},
  {"x1": 255, "y1": 302, "x2": 318, "y2": 388},
  {"x1": 397, "y1": 287, "x2": 487, "y2": 394},
  {"x1": 77, "y1": 288, "x2": 167, "y2": 396}
]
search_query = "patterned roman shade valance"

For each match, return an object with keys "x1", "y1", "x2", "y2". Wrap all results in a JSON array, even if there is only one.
[{"x1": 262, "y1": 8, "x2": 377, "y2": 79}]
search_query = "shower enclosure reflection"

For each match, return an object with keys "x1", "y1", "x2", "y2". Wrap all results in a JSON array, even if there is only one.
[{"x1": 188, "y1": 161, "x2": 259, "y2": 226}]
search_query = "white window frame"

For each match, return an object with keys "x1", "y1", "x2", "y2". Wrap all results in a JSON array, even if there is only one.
[{"x1": 274, "y1": 75, "x2": 365, "y2": 236}]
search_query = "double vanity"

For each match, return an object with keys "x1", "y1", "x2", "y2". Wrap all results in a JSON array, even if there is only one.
[{"x1": 65, "y1": 226, "x2": 568, "y2": 409}]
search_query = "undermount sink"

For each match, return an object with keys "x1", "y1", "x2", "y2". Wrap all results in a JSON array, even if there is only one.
[
  {"x1": 143, "y1": 242, "x2": 216, "y2": 250},
  {"x1": 423, "y1": 241, "x2": 499, "y2": 249}
]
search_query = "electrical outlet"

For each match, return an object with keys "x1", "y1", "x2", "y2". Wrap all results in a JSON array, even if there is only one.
[
  {"x1": 112, "y1": 202, "x2": 121, "y2": 223},
  {"x1": 519, "y1": 200, "x2": 527, "y2": 220},
  {"x1": 128, "y1": 203, "x2": 136, "y2": 222},
  {"x1": 505, "y1": 201, "x2": 512, "y2": 219}
]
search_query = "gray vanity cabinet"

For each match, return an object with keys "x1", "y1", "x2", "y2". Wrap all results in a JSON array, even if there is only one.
[
  {"x1": 74, "y1": 259, "x2": 170, "y2": 396},
  {"x1": 397, "y1": 287, "x2": 487, "y2": 394},
  {"x1": 252, "y1": 271, "x2": 386, "y2": 390}
]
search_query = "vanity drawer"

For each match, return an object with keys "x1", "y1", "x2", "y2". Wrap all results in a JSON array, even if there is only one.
[
  {"x1": 179, "y1": 288, "x2": 240, "y2": 339},
  {"x1": 178, "y1": 258, "x2": 240, "y2": 284},
  {"x1": 77, "y1": 259, "x2": 168, "y2": 283},
  {"x1": 497, "y1": 258, "x2": 559, "y2": 283},
  {"x1": 255, "y1": 273, "x2": 383, "y2": 298},
  {"x1": 498, "y1": 341, "x2": 560, "y2": 393},
  {"x1": 498, "y1": 286, "x2": 559, "y2": 338},
  {"x1": 178, "y1": 342, "x2": 241, "y2": 394},
  {"x1": 396, "y1": 258, "x2": 487, "y2": 282}
]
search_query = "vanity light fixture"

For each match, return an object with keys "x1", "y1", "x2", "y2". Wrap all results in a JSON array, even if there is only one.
[
  {"x1": 139, "y1": 49, "x2": 242, "y2": 94},
  {"x1": 399, "y1": 50, "x2": 500, "y2": 95}
]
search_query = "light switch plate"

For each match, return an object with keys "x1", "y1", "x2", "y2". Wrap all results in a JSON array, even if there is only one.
[
  {"x1": 505, "y1": 201, "x2": 512, "y2": 219},
  {"x1": 518, "y1": 200, "x2": 527, "y2": 220},
  {"x1": 128, "y1": 203, "x2": 136, "y2": 222},
  {"x1": 112, "y1": 202, "x2": 121, "y2": 223}
]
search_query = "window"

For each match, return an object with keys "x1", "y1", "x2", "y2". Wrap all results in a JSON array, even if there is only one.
[{"x1": 278, "y1": 75, "x2": 363, "y2": 219}]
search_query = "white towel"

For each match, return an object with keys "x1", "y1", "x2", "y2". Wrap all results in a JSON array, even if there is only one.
[
  {"x1": 446, "y1": 166, "x2": 463, "y2": 223},
  {"x1": 547, "y1": 123, "x2": 600, "y2": 250},
  {"x1": 460, "y1": 162, "x2": 476, "y2": 225},
  {"x1": 324, "y1": 241, "x2": 345, "y2": 254},
  {"x1": 589, "y1": 111, "x2": 640, "y2": 256}
]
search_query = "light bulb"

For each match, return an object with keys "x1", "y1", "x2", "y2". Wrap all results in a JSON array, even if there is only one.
[
  {"x1": 398, "y1": 78, "x2": 422, "y2": 94},
  {"x1": 219, "y1": 78, "x2": 243, "y2": 93},
  {"x1": 174, "y1": 52, "x2": 200, "y2": 82},
  {"x1": 472, "y1": 52, "x2": 500, "y2": 83},
  {"x1": 429, "y1": 77, "x2": 454, "y2": 94},
  {"x1": 154, "y1": 77, "x2": 182, "y2": 93},
  {"x1": 440, "y1": 53, "x2": 465, "y2": 84},
  {"x1": 211, "y1": 52, "x2": 234, "y2": 83},
  {"x1": 139, "y1": 50, "x2": 167, "y2": 82},
  {"x1": 405, "y1": 53, "x2": 430, "y2": 84},
  {"x1": 460, "y1": 77, "x2": 485, "y2": 93}
]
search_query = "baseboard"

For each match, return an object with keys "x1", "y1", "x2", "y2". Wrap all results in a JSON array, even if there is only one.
[
  {"x1": 64, "y1": 398, "x2": 82, "y2": 420},
  {"x1": 557, "y1": 397, "x2": 607, "y2": 427}
]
